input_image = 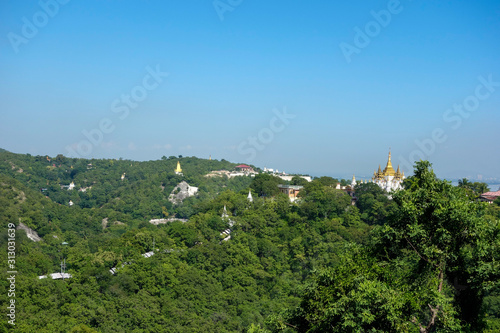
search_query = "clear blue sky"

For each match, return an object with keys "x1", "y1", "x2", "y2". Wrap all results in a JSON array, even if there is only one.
[{"x1": 1, "y1": 0, "x2": 499, "y2": 180}]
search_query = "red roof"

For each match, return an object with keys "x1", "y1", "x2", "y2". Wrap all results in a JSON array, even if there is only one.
[
  {"x1": 480, "y1": 190, "x2": 500, "y2": 201},
  {"x1": 236, "y1": 164, "x2": 251, "y2": 168},
  {"x1": 481, "y1": 190, "x2": 500, "y2": 197}
]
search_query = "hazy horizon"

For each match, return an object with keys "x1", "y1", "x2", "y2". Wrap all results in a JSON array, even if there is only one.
[{"x1": 3, "y1": 146, "x2": 499, "y2": 184}]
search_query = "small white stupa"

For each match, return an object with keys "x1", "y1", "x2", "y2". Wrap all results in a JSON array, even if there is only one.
[{"x1": 247, "y1": 190, "x2": 253, "y2": 203}]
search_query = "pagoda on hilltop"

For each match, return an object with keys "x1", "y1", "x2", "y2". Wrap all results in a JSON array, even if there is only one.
[
  {"x1": 175, "y1": 161, "x2": 183, "y2": 175},
  {"x1": 372, "y1": 150, "x2": 405, "y2": 192}
]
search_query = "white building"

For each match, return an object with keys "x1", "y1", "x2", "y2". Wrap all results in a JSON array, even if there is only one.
[
  {"x1": 371, "y1": 150, "x2": 405, "y2": 192},
  {"x1": 38, "y1": 273, "x2": 72, "y2": 280},
  {"x1": 277, "y1": 175, "x2": 312, "y2": 182}
]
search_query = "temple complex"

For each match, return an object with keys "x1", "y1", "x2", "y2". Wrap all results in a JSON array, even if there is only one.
[{"x1": 371, "y1": 150, "x2": 405, "y2": 192}]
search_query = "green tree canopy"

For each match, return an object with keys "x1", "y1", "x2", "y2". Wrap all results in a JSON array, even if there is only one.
[
  {"x1": 276, "y1": 161, "x2": 500, "y2": 332},
  {"x1": 458, "y1": 178, "x2": 490, "y2": 196},
  {"x1": 251, "y1": 174, "x2": 282, "y2": 197},
  {"x1": 290, "y1": 176, "x2": 309, "y2": 186},
  {"x1": 299, "y1": 181, "x2": 351, "y2": 220}
]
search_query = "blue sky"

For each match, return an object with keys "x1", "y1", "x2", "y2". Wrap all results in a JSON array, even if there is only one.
[{"x1": 1, "y1": 0, "x2": 499, "y2": 180}]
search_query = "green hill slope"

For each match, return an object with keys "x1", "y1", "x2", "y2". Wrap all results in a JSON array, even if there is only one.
[{"x1": 0, "y1": 151, "x2": 498, "y2": 332}]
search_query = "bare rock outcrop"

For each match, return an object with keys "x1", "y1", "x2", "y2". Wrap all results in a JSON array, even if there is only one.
[{"x1": 168, "y1": 181, "x2": 198, "y2": 204}]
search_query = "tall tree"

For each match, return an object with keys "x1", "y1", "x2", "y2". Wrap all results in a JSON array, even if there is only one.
[
  {"x1": 275, "y1": 161, "x2": 500, "y2": 332},
  {"x1": 251, "y1": 174, "x2": 281, "y2": 197},
  {"x1": 377, "y1": 161, "x2": 499, "y2": 331}
]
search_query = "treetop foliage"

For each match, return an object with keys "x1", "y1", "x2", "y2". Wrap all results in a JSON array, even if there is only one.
[{"x1": 273, "y1": 161, "x2": 500, "y2": 333}]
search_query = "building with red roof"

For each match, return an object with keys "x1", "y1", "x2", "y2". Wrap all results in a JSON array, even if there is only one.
[
  {"x1": 235, "y1": 164, "x2": 254, "y2": 172},
  {"x1": 479, "y1": 190, "x2": 500, "y2": 204}
]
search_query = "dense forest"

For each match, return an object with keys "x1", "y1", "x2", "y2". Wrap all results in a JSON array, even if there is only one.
[{"x1": 0, "y1": 150, "x2": 499, "y2": 332}]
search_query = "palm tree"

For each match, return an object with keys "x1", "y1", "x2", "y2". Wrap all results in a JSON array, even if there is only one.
[{"x1": 458, "y1": 178, "x2": 472, "y2": 189}]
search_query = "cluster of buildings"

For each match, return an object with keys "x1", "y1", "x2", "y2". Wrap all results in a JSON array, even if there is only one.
[
  {"x1": 333, "y1": 150, "x2": 406, "y2": 193},
  {"x1": 263, "y1": 167, "x2": 312, "y2": 183},
  {"x1": 68, "y1": 152, "x2": 496, "y2": 210},
  {"x1": 269, "y1": 151, "x2": 405, "y2": 198},
  {"x1": 204, "y1": 164, "x2": 259, "y2": 178},
  {"x1": 172, "y1": 152, "x2": 405, "y2": 204}
]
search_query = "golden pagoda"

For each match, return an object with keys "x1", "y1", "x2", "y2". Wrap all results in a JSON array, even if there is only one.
[
  {"x1": 175, "y1": 161, "x2": 183, "y2": 175},
  {"x1": 372, "y1": 150, "x2": 405, "y2": 192},
  {"x1": 382, "y1": 151, "x2": 396, "y2": 176}
]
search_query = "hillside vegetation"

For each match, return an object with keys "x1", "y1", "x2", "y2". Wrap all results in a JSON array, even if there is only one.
[{"x1": 0, "y1": 150, "x2": 498, "y2": 332}]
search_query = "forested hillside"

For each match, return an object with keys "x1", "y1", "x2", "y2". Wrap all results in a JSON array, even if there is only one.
[{"x1": 0, "y1": 150, "x2": 498, "y2": 332}]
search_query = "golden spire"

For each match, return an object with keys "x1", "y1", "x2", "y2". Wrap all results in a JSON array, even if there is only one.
[
  {"x1": 175, "y1": 161, "x2": 182, "y2": 173},
  {"x1": 382, "y1": 150, "x2": 396, "y2": 176},
  {"x1": 395, "y1": 165, "x2": 402, "y2": 178},
  {"x1": 387, "y1": 150, "x2": 393, "y2": 168}
]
